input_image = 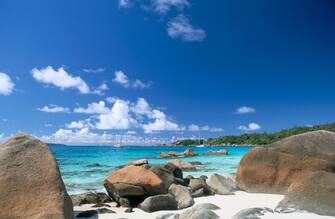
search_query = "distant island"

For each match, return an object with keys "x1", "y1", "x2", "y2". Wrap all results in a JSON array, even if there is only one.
[{"x1": 174, "y1": 122, "x2": 335, "y2": 146}]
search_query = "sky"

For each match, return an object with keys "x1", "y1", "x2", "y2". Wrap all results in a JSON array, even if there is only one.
[{"x1": 0, "y1": 0, "x2": 335, "y2": 145}]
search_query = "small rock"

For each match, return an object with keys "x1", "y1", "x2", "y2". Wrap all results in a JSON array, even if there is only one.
[
  {"x1": 189, "y1": 161, "x2": 203, "y2": 165},
  {"x1": 92, "y1": 203, "x2": 111, "y2": 208},
  {"x1": 168, "y1": 184, "x2": 194, "y2": 209},
  {"x1": 164, "y1": 163, "x2": 184, "y2": 179},
  {"x1": 192, "y1": 203, "x2": 221, "y2": 211},
  {"x1": 160, "y1": 151, "x2": 180, "y2": 158},
  {"x1": 168, "y1": 160, "x2": 196, "y2": 171},
  {"x1": 185, "y1": 175, "x2": 194, "y2": 180},
  {"x1": 124, "y1": 208, "x2": 134, "y2": 213},
  {"x1": 97, "y1": 207, "x2": 116, "y2": 214},
  {"x1": 189, "y1": 178, "x2": 214, "y2": 195},
  {"x1": 180, "y1": 208, "x2": 219, "y2": 219},
  {"x1": 76, "y1": 210, "x2": 98, "y2": 218},
  {"x1": 232, "y1": 208, "x2": 273, "y2": 219},
  {"x1": 199, "y1": 175, "x2": 208, "y2": 180},
  {"x1": 71, "y1": 192, "x2": 112, "y2": 206},
  {"x1": 183, "y1": 149, "x2": 197, "y2": 156},
  {"x1": 128, "y1": 159, "x2": 148, "y2": 166},
  {"x1": 205, "y1": 150, "x2": 228, "y2": 155},
  {"x1": 208, "y1": 173, "x2": 236, "y2": 195},
  {"x1": 139, "y1": 194, "x2": 178, "y2": 212},
  {"x1": 191, "y1": 188, "x2": 205, "y2": 198},
  {"x1": 156, "y1": 213, "x2": 180, "y2": 219}
]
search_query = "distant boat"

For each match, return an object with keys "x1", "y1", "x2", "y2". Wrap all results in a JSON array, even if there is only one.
[
  {"x1": 196, "y1": 132, "x2": 205, "y2": 147},
  {"x1": 114, "y1": 135, "x2": 123, "y2": 148}
]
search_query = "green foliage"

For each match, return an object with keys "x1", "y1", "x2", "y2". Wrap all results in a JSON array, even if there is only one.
[{"x1": 175, "y1": 123, "x2": 335, "y2": 146}]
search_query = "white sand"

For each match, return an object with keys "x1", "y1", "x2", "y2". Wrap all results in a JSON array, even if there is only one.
[{"x1": 74, "y1": 191, "x2": 335, "y2": 219}]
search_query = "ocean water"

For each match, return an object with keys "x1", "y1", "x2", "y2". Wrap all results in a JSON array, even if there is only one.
[{"x1": 50, "y1": 145, "x2": 253, "y2": 194}]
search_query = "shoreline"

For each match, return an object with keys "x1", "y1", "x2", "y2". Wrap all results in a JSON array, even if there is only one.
[{"x1": 74, "y1": 191, "x2": 334, "y2": 219}]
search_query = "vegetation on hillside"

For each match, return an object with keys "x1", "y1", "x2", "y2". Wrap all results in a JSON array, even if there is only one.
[{"x1": 174, "y1": 123, "x2": 335, "y2": 146}]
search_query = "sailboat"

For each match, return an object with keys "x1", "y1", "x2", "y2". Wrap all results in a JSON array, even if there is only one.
[
  {"x1": 196, "y1": 132, "x2": 205, "y2": 148},
  {"x1": 114, "y1": 135, "x2": 123, "y2": 148}
]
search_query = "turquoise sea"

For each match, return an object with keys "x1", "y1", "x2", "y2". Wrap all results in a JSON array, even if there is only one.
[{"x1": 50, "y1": 145, "x2": 253, "y2": 194}]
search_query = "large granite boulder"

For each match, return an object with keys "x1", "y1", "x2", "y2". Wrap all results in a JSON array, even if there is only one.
[
  {"x1": 277, "y1": 171, "x2": 335, "y2": 216},
  {"x1": 168, "y1": 184, "x2": 194, "y2": 209},
  {"x1": 104, "y1": 165, "x2": 165, "y2": 206},
  {"x1": 139, "y1": 194, "x2": 178, "y2": 212},
  {"x1": 207, "y1": 173, "x2": 237, "y2": 195},
  {"x1": 0, "y1": 134, "x2": 73, "y2": 219},
  {"x1": 236, "y1": 130, "x2": 335, "y2": 194}
]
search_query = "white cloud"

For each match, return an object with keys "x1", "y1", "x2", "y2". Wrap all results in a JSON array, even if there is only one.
[
  {"x1": 119, "y1": 0, "x2": 131, "y2": 8},
  {"x1": 132, "y1": 79, "x2": 151, "y2": 89},
  {"x1": 37, "y1": 105, "x2": 70, "y2": 113},
  {"x1": 127, "y1": 130, "x2": 137, "y2": 135},
  {"x1": 0, "y1": 72, "x2": 15, "y2": 96},
  {"x1": 142, "y1": 109, "x2": 180, "y2": 133},
  {"x1": 112, "y1": 71, "x2": 151, "y2": 89},
  {"x1": 151, "y1": 0, "x2": 190, "y2": 14},
  {"x1": 188, "y1": 124, "x2": 224, "y2": 132},
  {"x1": 238, "y1": 122, "x2": 261, "y2": 131},
  {"x1": 97, "y1": 82, "x2": 108, "y2": 91},
  {"x1": 96, "y1": 99, "x2": 138, "y2": 130},
  {"x1": 66, "y1": 121, "x2": 86, "y2": 129},
  {"x1": 113, "y1": 71, "x2": 130, "y2": 87},
  {"x1": 236, "y1": 106, "x2": 256, "y2": 114},
  {"x1": 74, "y1": 101, "x2": 109, "y2": 114},
  {"x1": 167, "y1": 14, "x2": 206, "y2": 42},
  {"x1": 40, "y1": 128, "x2": 173, "y2": 145},
  {"x1": 32, "y1": 66, "x2": 91, "y2": 94},
  {"x1": 106, "y1": 96, "x2": 118, "y2": 104},
  {"x1": 131, "y1": 97, "x2": 153, "y2": 117},
  {"x1": 82, "y1": 68, "x2": 105, "y2": 73}
]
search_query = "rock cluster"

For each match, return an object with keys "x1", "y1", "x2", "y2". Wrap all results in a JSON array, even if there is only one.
[
  {"x1": 160, "y1": 149, "x2": 198, "y2": 158},
  {"x1": 103, "y1": 158, "x2": 238, "y2": 212},
  {"x1": 236, "y1": 130, "x2": 335, "y2": 216}
]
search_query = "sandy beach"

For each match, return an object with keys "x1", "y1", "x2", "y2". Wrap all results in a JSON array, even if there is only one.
[{"x1": 74, "y1": 191, "x2": 335, "y2": 219}]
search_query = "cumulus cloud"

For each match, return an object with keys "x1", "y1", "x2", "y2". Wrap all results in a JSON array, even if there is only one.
[
  {"x1": 236, "y1": 106, "x2": 256, "y2": 114},
  {"x1": 188, "y1": 124, "x2": 224, "y2": 132},
  {"x1": 131, "y1": 97, "x2": 153, "y2": 117},
  {"x1": 82, "y1": 68, "x2": 105, "y2": 73},
  {"x1": 32, "y1": 66, "x2": 91, "y2": 94},
  {"x1": 74, "y1": 101, "x2": 109, "y2": 114},
  {"x1": 66, "y1": 121, "x2": 87, "y2": 129},
  {"x1": 151, "y1": 0, "x2": 190, "y2": 14},
  {"x1": 96, "y1": 99, "x2": 138, "y2": 130},
  {"x1": 40, "y1": 127, "x2": 173, "y2": 145},
  {"x1": 167, "y1": 14, "x2": 206, "y2": 42},
  {"x1": 0, "y1": 72, "x2": 15, "y2": 96},
  {"x1": 142, "y1": 109, "x2": 180, "y2": 133},
  {"x1": 37, "y1": 105, "x2": 70, "y2": 113},
  {"x1": 113, "y1": 71, "x2": 151, "y2": 89},
  {"x1": 238, "y1": 122, "x2": 261, "y2": 131},
  {"x1": 106, "y1": 96, "x2": 118, "y2": 104}
]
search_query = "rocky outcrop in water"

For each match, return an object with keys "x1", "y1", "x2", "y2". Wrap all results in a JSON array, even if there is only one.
[
  {"x1": 0, "y1": 134, "x2": 73, "y2": 219},
  {"x1": 205, "y1": 149, "x2": 228, "y2": 155},
  {"x1": 160, "y1": 148, "x2": 198, "y2": 158}
]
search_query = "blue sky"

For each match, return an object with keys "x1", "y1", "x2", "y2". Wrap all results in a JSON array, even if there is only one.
[{"x1": 0, "y1": 0, "x2": 335, "y2": 145}]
